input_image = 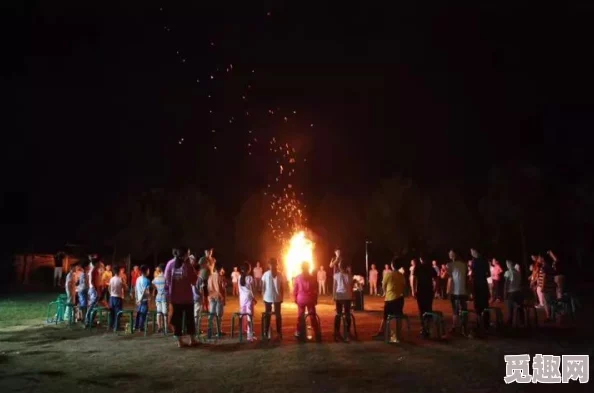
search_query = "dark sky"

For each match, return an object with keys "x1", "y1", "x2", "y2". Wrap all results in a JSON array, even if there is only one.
[{"x1": 3, "y1": 2, "x2": 594, "y2": 251}]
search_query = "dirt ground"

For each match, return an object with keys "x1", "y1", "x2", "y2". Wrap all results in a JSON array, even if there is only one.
[{"x1": 0, "y1": 293, "x2": 591, "y2": 393}]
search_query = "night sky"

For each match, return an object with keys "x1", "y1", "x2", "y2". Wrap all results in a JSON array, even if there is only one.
[{"x1": 3, "y1": 2, "x2": 594, "y2": 252}]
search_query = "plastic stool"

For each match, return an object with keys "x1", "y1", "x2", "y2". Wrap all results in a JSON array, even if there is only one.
[
  {"x1": 231, "y1": 312, "x2": 254, "y2": 343},
  {"x1": 114, "y1": 310, "x2": 134, "y2": 334},
  {"x1": 422, "y1": 311, "x2": 445, "y2": 338},
  {"x1": 334, "y1": 313, "x2": 357, "y2": 340},
  {"x1": 261, "y1": 312, "x2": 282, "y2": 341},
  {"x1": 459, "y1": 310, "x2": 470, "y2": 336},
  {"x1": 513, "y1": 304, "x2": 538, "y2": 328},
  {"x1": 197, "y1": 312, "x2": 221, "y2": 339},
  {"x1": 481, "y1": 307, "x2": 503, "y2": 331},
  {"x1": 384, "y1": 314, "x2": 410, "y2": 343},
  {"x1": 89, "y1": 306, "x2": 110, "y2": 330},
  {"x1": 299, "y1": 313, "x2": 321, "y2": 342}
]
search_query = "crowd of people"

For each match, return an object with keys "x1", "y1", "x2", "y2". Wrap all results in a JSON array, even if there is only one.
[{"x1": 59, "y1": 245, "x2": 571, "y2": 347}]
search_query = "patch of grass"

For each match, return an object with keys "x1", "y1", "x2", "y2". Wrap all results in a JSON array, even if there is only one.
[{"x1": 0, "y1": 293, "x2": 56, "y2": 328}]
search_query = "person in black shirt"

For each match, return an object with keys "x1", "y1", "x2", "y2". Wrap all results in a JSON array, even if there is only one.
[
  {"x1": 470, "y1": 248, "x2": 490, "y2": 331},
  {"x1": 415, "y1": 255, "x2": 437, "y2": 338}
]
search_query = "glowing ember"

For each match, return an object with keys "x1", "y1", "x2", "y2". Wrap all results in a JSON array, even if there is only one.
[{"x1": 283, "y1": 231, "x2": 314, "y2": 286}]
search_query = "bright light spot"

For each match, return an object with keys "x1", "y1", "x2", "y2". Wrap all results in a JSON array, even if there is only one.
[{"x1": 283, "y1": 231, "x2": 314, "y2": 287}]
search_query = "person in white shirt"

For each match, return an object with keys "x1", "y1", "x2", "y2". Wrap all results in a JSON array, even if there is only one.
[
  {"x1": 317, "y1": 266, "x2": 327, "y2": 295},
  {"x1": 253, "y1": 261, "x2": 263, "y2": 292},
  {"x1": 108, "y1": 268, "x2": 125, "y2": 330},
  {"x1": 504, "y1": 259, "x2": 524, "y2": 326},
  {"x1": 231, "y1": 267, "x2": 241, "y2": 296},
  {"x1": 333, "y1": 261, "x2": 353, "y2": 342},
  {"x1": 446, "y1": 249, "x2": 468, "y2": 331},
  {"x1": 369, "y1": 264, "x2": 378, "y2": 296},
  {"x1": 261, "y1": 258, "x2": 284, "y2": 338}
]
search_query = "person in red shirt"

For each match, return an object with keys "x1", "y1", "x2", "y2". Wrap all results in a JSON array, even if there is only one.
[{"x1": 130, "y1": 265, "x2": 141, "y2": 301}]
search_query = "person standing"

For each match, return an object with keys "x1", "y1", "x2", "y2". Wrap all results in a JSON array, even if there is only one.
[
  {"x1": 108, "y1": 266, "x2": 124, "y2": 330},
  {"x1": 231, "y1": 267, "x2": 241, "y2": 296},
  {"x1": 208, "y1": 261, "x2": 227, "y2": 336},
  {"x1": 333, "y1": 261, "x2": 353, "y2": 342},
  {"x1": 415, "y1": 256, "x2": 437, "y2": 338},
  {"x1": 152, "y1": 264, "x2": 168, "y2": 333},
  {"x1": 130, "y1": 265, "x2": 141, "y2": 301},
  {"x1": 54, "y1": 251, "x2": 65, "y2": 287},
  {"x1": 253, "y1": 261, "x2": 263, "y2": 293},
  {"x1": 373, "y1": 259, "x2": 405, "y2": 339},
  {"x1": 85, "y1": 256, "x2": 102, "y2": 328},
  {"x1": 261, "y1": 258, "x2": 284, "y2": 339},
  {"x1": 369, "y1": 264, "x2": 378, "y2": 296},
  {"x1": 409, "y1": 259, "x2": 417, "y2": 298},
  {"x1": 504, "y1": 259, "x2": 524, "y2": 326},
  {"x1": 134, "y1": 265, "x2": 151, "y2": 332},
  {"x1": 470, "y1": 248, "x2": 491, "y2": 331},
  {"x1": 446, "y1": 249, "x2": 468, "y2": 333},
  {"x1": 64, "y1": 264, "x2": 77, "y2": 321},
  {"x1": 490, "y1": 259, "x2": 503, "y2": 303},
  {"x1": 238, "y1": 262, "x2": 257, "y2": 341},
  {"x1": 293, "y1": 262, "x2": 320, "y2": 340},
  {"x1": 164, "y1": 247, "x2": 198, "y2": 348},
  {"x1": 317, "y1": 266, "x2": 327, "y2": 295},
  {"x1": 431, "y1": 261, "x2": 440, "y2": 298},
  {"x1": 198, "y1": 249, "x2": 214, "y2": 310},
  {"x1": 101, "y1": 264, "x2": 113, "y2": 304}
]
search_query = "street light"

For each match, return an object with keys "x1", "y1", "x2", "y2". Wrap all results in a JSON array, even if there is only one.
[{"x1": 365, "y1": 240, "x2": 372, "y2": 290}]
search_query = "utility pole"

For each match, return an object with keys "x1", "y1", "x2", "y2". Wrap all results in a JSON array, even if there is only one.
[{"x1": 365, "y1": 240, "x2": 371, "y2": 291}]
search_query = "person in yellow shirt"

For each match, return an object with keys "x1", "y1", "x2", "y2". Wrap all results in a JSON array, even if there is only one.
[
  {"x1": 101, "y1": 265, "x2": 114, "y2": 305},
  {"x1": 373, "y1": 260, "x2": 406, "y2": 337}
]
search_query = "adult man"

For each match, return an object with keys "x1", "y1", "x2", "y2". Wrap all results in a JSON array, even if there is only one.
[
  {"x1": 85, "y1": 256, "x2": 102, "y2": 328},
  {"x1": 54, "y1": 252, "x2": 65, "y2": 287},
  {"x1": 253, "y1": 261, "x2": 263, "y2": 292},
  {"x1": 446, "y1": 249, "x2": 468, "y2": 332},
  {"x1": 373, "y1": 259, "x2": 405, "y2": 339},
  {"x1": 329, "y1": 248, "x2": 343, "y2": 295},
  {"x1": 470, "y1": 248, "x2": 491, "y2": 331},
  {"x1": 317, "y1": 265, "x2": 327, "y2": 295},
  {"x1": 198, "y1": 248, "x2": 215, "y2": 308},
  {"x1": 415, "y1": 256, "x2": 437, "y2": 338},
  {"x1": 369, "y1": 264, "x2": 378, "y2": 296}
]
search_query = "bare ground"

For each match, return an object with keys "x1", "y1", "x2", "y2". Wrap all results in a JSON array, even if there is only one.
[{"x1": 0, "y1": 293, "x2": 591, "y2": 393}]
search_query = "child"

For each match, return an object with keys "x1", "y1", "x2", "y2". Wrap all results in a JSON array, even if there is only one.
[
  {"x1": 293, "y1": 262, "x2": 320, "y2": 340},
  {"x1": 231, "y1": 266, "x2": 241, "y2": 296},
  {"x1": 152, "y1": 264, "x2": 167, "y2": 333},
  {"x1": 134, "y1": 265, "x2": 151, "y2": 332},
  {"x1": 504, "y1": 259, "x2": 524, "y2": 326},
  {"x1": 108, "y1": 267, "x2": 124, "y2": 330},
  {"x1": 130, "y1": 265, "x2": 141, "y2": 301},
  {"x1": 333, "y1": 261, "x2": 353, "y2": 341},
  {"x1": 208, "y1": 261, "x2": 226, "y2": 336},
  {"x1": 238, "y1": 262, "x2": 257, "y2": 341}
]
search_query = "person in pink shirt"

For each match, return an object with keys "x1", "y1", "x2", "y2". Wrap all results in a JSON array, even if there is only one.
[
  {"x1": 164, "y1": 246, "x2": 198, "y2": 348},
  {"x1": 293, "y1": 262, "x2": 320, "y2": 340}
]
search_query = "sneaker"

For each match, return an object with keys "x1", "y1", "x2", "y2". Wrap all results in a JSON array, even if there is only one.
[{"x1": 294, "y1": 331, "x2": 301, "y2": 338}]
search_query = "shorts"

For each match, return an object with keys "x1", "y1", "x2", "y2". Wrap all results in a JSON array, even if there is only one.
[
  {"x1": 156, "y1": 301, "x2": 168, "y2": 315},
  {"x1": 383, "y1": 297, "x2": 404, "y2": 319},
  {"x1": 450, "y1": 294, "x2": 468, "y2": 315},
  {"x1": 78, "y1": 290, "x2": 88, "y2": 308}
]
